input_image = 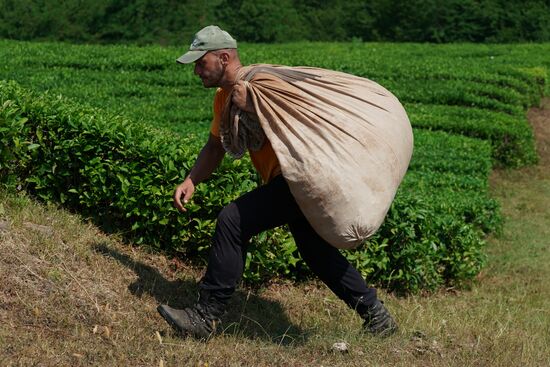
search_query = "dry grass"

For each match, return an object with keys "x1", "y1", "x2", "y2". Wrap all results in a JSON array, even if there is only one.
[{"x1": 1, "y1": 100, "x2": 549, "y2": 366}]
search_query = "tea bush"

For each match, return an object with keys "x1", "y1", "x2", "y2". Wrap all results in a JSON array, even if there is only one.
[
  {"x1": 1, "y1": 40, "x2": 546, "y2": 166},
  {"x1": 406, "y1": 104, "x2": 537, "y2": 167},
  {"x1": 1, "y1": 41, "x2": 547, "y2": 292},
  {"x1": 1, "y1": 80, "x2": 499, "y2": 292}
]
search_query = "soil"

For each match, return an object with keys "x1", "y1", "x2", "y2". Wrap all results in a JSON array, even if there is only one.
[
  {"x1": 527, "y1": 97, "x2": 550, "y2": 165},
  {"x1": 490, "y1": 97, "x2": 550, "y2": 187}
]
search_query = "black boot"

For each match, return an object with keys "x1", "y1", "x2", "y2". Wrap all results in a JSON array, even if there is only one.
[
  {"x1": 157, "y1": 288, "x2": 228, "y2": 340},
  {"x1": 357, "y1": 298, "x2": 398, "y2": 337}
]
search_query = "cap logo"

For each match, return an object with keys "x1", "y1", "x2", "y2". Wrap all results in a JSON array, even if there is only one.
[{"x1": 191, "y1": 39, "x2": 202, "y2": 49}]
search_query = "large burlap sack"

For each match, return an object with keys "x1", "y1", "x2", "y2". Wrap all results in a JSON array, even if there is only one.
[{"x1": 221, "y1": 64, "x2": 413, "y2": 249}]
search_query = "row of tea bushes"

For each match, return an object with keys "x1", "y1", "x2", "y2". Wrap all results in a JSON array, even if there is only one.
[
  {"x1": 405, "y1": 104, "x2": 537, "y2": 167},
  {"x1": 1, "y1": 40, "x2": 547, "y2": 291},
  {"x1": 0, "y1": 80, "x2": 498, "y2": 292},
  {"x1": 1, "y1": 40, "x2": 546, "y2": 167}
]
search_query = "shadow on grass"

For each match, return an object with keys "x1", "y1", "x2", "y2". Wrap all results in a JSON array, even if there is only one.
[{"x1": 93, "y1": 242, "x2": 308, "y2": 346}]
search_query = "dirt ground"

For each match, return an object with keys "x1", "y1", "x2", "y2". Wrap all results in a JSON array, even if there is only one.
[
  {"x1": 1, "y1": 99, "x2": 549, "y2": 366},
  {"x1": 528, "y1": 98, "x2": 550, "y2": 164}
]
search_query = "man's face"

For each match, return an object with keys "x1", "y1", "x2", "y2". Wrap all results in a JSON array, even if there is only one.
[{"x1": 194, "y1": 52, "x2": 225, "y2": 88}]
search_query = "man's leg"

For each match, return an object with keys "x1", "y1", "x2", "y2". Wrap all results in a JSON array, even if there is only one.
[
  {"x1": 200, "y1": 175, "x2": 304, "y2": 294},
  {"x1": 158, "y1": 175, "x2": 304, "y2": 338},
  {"x1": 288, "y1": 215, "x2": 398, "y2": 336}
]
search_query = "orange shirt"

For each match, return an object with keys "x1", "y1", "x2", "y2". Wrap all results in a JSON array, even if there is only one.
[{"x1": 210, "y1": 88, "x2": 281, "y2": 183}]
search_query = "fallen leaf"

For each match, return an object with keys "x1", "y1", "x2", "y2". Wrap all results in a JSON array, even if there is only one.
[{"x1": 331, "y1": 342, "x2": 349, "y2": 353}]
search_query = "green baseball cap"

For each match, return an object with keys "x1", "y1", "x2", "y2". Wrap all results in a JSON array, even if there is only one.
[{"x1": 177, "y1": 25, "x2": 237, "y2": 64}]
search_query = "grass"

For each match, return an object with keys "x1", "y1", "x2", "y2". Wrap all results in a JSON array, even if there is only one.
[{"x1": 1, "y1": 101, "x2": 549, "y2": 366}]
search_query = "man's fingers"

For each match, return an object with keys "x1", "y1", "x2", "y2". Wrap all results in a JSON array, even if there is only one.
[
  {"x1": 232, "y1": 82, "x2": 246, "y2": 104},
  {"x1": 174, "y1": 197, "x2": 186, "y2": 212},
  {"x1": 173, "y1": 188, "x2": 187, "y2": 212},
  {"x1": 183, "y1": 189, "x2": 193, "y2": 205},
  {"x1": 173, "y1": 180, "x2": 195, "y2": 213}
]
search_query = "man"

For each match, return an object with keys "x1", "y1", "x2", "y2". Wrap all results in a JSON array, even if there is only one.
[{"x1": 157, "y1": 25, "x2": 398, "y2": 339}]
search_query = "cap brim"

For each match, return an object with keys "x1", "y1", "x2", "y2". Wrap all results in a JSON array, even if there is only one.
[{"x1": 176, "y1": 50, "x2": 208, "y2": 64}]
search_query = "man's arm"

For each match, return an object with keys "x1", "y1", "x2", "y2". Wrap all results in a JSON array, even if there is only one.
[{"x1": 173, "y1": 133, "x2": 225, "y2": 212}]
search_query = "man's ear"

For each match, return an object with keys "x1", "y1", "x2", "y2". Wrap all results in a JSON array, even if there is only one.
[{"x1": 219, "y1": 51, "x2": 230, "y2": 66}]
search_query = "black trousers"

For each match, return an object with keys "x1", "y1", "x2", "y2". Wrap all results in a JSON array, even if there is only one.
[{"x1": 201, "y1": 175, "x2": 377, "y2": 309}]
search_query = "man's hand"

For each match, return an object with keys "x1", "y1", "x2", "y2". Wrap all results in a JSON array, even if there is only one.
[
  {"x1": 173, "y1": 134, "x2": 225, "y2": 213},
  {"x1": 232, "y1": 80, "x2": 255, "y2": 113},
  {"x1": 173, "y1": 177, "x2": 195, "y2": 212}
]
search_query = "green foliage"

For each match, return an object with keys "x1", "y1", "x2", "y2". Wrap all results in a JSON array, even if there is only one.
[
  {"x1": 1, "y1": 40, "x2": 546, "y2": 167},
  {"x1": 0, "y1": 41, "x2": 547, "y2": 293},
  {"x1": 0, "y1": 0, "x2": 549, "y2": 43},
  {"x1": 0, "y1": 0, "x2": 221, "y2": 44},
  {"x1": 0, "y1": 99, "x2": 32, "y2": 188},
  {"x1": 0, "y1": 80, "x2": 500, "y2": 293},
  {"x1": 406, "y1": 104, "x2": 537, "y2": 167},
  {"x1": 1, "y1": 81, "x2": 208, "y2": 253},
  {"x1": 215, "y1": 0, "x2": 305, "y2": 43}
]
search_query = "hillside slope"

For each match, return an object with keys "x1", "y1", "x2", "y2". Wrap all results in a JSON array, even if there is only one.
[{"x1": 1, "y1": 100, "x2": 549, "y2": 366}]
